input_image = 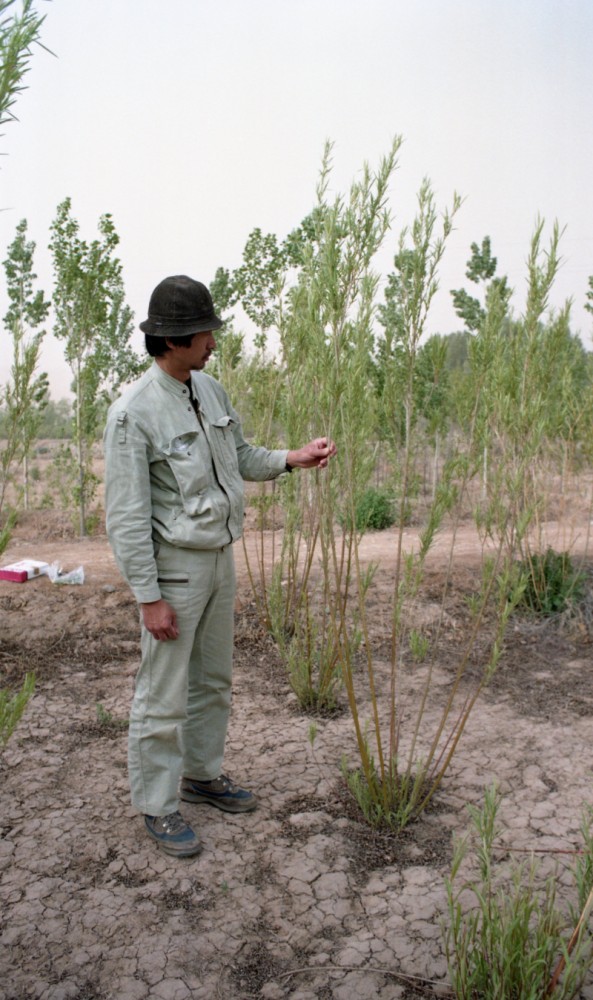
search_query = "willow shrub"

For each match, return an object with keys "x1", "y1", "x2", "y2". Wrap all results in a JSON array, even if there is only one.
[
  {"x1": 242, "y1": 150, "x2": 578, "y2": 832},
  {"x1": 444, "y1": 786, "x2": 593, "y2": 1000},
  {"x1": 263, "y1": 152, "x2": 525, "y2": 826},
  {"x1": 334, "y1": 179, "x2": 530, "y2": 829},
  {"x1": 346, "y1": 488, "x2": 396, "y2": 533},
  {"x1": 516, "y1": 547, "x2": 586, "y2": 617},
  {"x1": 340, "y1": 219, "x2": 578, "y2": 830},
  {"x1": 272, "y1": 154, "x2": 499, "y2": 815}
]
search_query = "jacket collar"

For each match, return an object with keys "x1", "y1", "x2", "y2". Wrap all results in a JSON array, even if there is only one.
[{"x1": 151, "y1": 360, "x2": 193, "y2": 398}]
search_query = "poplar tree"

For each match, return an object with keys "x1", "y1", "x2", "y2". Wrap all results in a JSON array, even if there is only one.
[
  {"x1": 49, "y1": 198, "x2": 144, "y2": 535},
  {"x1": 1, "y1": 218, "x2": 50, "y2": 511},
  {"x1": 377, "y1": 236, "x2": 456, "y2": 461},
  {"x1": 451, "y1": 236, "x2": 512, "y2": 497}
]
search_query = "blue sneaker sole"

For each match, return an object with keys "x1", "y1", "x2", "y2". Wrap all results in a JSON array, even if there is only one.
[{"x1": 180, "y1": 787, "x2": 257, "y2": 813}]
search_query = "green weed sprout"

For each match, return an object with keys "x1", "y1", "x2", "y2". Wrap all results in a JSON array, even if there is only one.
[{"x1": 0, "y1": 673, "x2": 35, "y2": 746}]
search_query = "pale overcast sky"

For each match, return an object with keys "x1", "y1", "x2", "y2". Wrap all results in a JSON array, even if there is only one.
[{"x1": 1, "y1": 0, "x2": 592, "y2": 397}]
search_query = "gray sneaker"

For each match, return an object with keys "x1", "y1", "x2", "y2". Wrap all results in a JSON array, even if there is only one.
[
  {"x1": 144, "y1": 811, "x2": 202, "y2": 857},
  {"x1": 180, "y1": 774, "x2": 257, "y2": 813}
]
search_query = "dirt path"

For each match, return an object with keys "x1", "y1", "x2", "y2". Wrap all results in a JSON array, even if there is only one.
[{"x1": 1, "y1": 517, "x2": 592, "y2": 1000}]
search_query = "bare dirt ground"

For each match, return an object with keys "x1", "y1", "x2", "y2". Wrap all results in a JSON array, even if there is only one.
[{"x1": 1, "y1": 496, "x2": 592, "y2": 1000}]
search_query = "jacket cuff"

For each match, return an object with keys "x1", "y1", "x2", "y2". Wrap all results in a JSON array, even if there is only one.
[
  {"x1": 133, "y1": 584, "x2": 162, "y2": 604},
  {"x1": 276, "y1": 449, "x2": 290, "y2": 474}
]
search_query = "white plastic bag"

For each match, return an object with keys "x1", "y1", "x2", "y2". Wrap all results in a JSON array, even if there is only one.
[{"x1": 47, "y1": 562, "x2": 85, "y2": 585}]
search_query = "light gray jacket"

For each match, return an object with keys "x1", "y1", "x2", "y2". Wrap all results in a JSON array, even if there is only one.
[{"x1": 103, "y1": 362, "x2": 288, "y2": 603}]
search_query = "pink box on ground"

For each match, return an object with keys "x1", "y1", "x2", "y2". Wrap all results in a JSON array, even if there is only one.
[{"x1": 0, "y1": 559, "x2": 50, "y2": 583}]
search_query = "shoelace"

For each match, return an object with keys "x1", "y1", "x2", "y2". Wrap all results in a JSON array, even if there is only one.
[
  {"x1": 198, "y1": 775, "x2": 235, "y2": 792},
  {"x1": 161, "y1": 811, "x2": 188, "y2": 834}
]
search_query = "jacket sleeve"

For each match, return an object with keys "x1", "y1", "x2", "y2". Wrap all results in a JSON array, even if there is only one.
[
  {"x1": 215, "y1": 388, "x2": 288, "y2": 482},
  {"x1": 103, "y1": 408, "x2": 162, "y2": 604}
]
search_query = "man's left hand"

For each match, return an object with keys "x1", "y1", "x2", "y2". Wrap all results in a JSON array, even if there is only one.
[{"x1": 287, "y1": 437, "x2": 337, "y2": 470}]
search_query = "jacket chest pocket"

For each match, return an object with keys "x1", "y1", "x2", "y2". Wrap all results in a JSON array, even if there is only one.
[{"x1": 163, "y1": 431, "x2": 210, "y2": 514}]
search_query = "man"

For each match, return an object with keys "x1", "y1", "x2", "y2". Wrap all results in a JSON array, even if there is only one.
[{"x1": 104, "y1": 274, "x2": 336, "y2": 858}]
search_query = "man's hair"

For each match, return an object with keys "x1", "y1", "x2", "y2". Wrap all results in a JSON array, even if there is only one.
[{"x1": 145, "y1": 333, "x2": 195, "y2": 357}]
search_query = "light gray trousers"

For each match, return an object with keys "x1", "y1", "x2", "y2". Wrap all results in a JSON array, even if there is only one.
[{"x1": 128, "y1": 540, "x2": 236, "y2": 816}]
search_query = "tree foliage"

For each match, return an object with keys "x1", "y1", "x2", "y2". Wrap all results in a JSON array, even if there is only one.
[
  {"x1": 585, "y1": 275, "x2": 593, "y2": 317},
  {"x1": 377, "y1": 181, "x2": 461, "y2": 455},
  {"x1": 1, "y1": 218, "x2": 50, "y2": 517},
  {"x1": 451, "y1": 236, "x2": 511, "y2": 334},
  {"x1": 0, "y1": 0, "x2": 48, "y2": 142}
]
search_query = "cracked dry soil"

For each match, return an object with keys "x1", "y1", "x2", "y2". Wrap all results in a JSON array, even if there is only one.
[{"x1": 1, "y1": 509, "x2": 592, "y2": 1000}]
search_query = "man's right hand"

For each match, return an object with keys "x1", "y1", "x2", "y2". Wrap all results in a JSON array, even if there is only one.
[{"x1": 141, "y1": 598, "x2": 179, "y2": 641}]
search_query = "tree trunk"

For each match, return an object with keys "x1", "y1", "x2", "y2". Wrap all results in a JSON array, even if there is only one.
[{"x1": 75, "y1": 362, "x2": 87, "y2": 537}]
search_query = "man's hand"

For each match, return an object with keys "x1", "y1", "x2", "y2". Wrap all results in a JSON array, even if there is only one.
[
  {"x1": 141, "y1": 598, "x2": 179, "y2": 641},
  {"x1": 287, "y1": 437, "x2": 337, "y2": 470}
]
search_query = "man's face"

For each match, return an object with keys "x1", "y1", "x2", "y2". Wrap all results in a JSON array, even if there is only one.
[{"x1": 176, "y1": 330, "x2": 216, "y2": 370}]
